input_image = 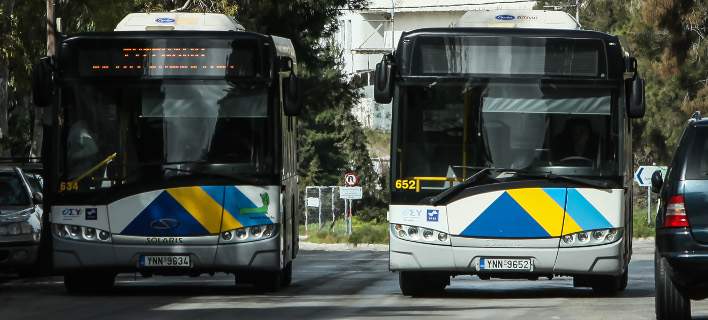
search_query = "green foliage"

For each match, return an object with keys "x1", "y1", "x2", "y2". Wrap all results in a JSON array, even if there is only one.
[
  {"x1": 299, "y1": 217, "x2": 389, "y2": 244},
  {"x1": 633, "y1": 204, "x2": 656, "y2": 238}
]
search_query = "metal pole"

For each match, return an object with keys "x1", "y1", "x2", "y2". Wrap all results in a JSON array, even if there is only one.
[
  {"x1": 647, "y1": 186, "x2": 652, "y2": 225},
  {"x1": 304, "y1": 187, "x2": 309, "y2": 233},
  {"x1": 348, "y1": 199, "x2": 353, "y2": 235},
  {"x1": 344, "y1": 198, "x2": 348, "y2": 234},
  {"x1": 575, "y1": 0, "x2": 580, "y2": 23},
  {"x1": 318, "y1": 187, "x2": 322, "y2": 230},
  {"x1": 390, "y1": 0, "x2": 395, "y2": 51},
  {"x1": 331, "y1": 186, "x2": 336, "y2": 223}
]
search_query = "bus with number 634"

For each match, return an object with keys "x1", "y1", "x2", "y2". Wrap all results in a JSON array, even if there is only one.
[{"x1": 32, "y1": 12, "x2": 300, "y2": 293}]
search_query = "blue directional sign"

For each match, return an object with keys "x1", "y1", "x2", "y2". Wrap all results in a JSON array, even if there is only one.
[{"x1": 634, "y1": 166, "x2": 667, "y2": 187}]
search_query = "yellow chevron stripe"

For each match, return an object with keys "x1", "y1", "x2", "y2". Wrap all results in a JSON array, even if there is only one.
[
  {"x1": 561, "y1": 214, "x2": 583, "y2": 236},
  {"x1": 220, "y1": 210, "x2": 243, "y2": 232},
  {"x1": 507, "y1": 188, "x2": 566, "y2": 237},
  {"x1": 167, "y1": 187, "x2": 226, "y2": 234}
]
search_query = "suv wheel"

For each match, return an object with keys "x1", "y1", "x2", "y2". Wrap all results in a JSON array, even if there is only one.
[
  {"x1": 399, "y1": 271, "x2": 448, "y2": 297},
  {"x1": 655, "y1": 253, "x2": 690, "y2": 320}
]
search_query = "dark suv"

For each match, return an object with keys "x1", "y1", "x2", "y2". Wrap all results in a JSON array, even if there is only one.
[{"x1": 652, "y1": 112, "x2": 708, "y2": 320}]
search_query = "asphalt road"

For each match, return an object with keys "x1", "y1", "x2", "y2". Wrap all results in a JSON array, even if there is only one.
[{"x1": 1, "y1": 240, "x2": 707, "y2": 320}]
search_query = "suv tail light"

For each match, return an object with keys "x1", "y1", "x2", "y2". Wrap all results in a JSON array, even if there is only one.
[{"x1": 664, "y1": 195, "x2": 689, "y2": 228}]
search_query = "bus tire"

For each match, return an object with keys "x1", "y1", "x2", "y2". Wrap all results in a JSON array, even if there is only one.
[
  {"x1": 64, "y1": 272, "x2": 115, "y2": 295},
  {"x1": 655, "y1": 255, "x2": 690, "y2": 320},
  {"x1": 244, "y1": 270, "x2": 281, "y2": 293},
  {"x1": 281, "y1": 262, "x2": 293, "y2": 287},
  {"x1": 399, "y1": 271, "x2": 448, "y2": 297}
]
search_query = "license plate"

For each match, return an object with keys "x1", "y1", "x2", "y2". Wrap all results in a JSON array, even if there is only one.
[
  {"x1": 139, "y1": 255, "x2": 191, "y2": 268},
  {"x1": 480, "y1": 258, "x2": 533, "y2": 271}
]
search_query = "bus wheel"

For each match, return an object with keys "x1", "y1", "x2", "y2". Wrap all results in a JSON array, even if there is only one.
[
  {"x1": 399, "y1": 271, "x2": 448, "y2": 297},
  {"x1": 280, "y1": 262, "x2": 293, "y2": 287},
  {"x1": 239, "y1": 270, "x2": 282, "y2": 293},
  {"x1": 589, "y1": 271, "x2": 625, "y2": 296},
  {"x1": 64, "y1": 272, "x2": 115, "y2": 295}
]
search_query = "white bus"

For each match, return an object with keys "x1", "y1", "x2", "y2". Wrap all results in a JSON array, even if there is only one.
[
  {"x1": 374, "y1": 10, "x2": 646, "y2": 296},
  {"x1": 32, "y1": 13, "x2": 301, "y2": 293}
]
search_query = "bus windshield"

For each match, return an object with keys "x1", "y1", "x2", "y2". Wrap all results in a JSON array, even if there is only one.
[
  {"x1": 394, "y1": 80, "x2": 619, "y2": 191},
  {"x1": 60, "y1": 80, "x2": 274, "y2": 192}
]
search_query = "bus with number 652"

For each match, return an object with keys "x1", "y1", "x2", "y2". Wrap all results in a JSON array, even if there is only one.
[{"x1": 375, "y1": 10, "x2": 646, "y2": 296}]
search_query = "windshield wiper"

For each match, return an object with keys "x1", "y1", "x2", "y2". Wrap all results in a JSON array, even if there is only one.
[
  {"x1": 162, "y1": 167, "x2": 259, "y2": 185},
  {"x1": 505, "y1": 170, "x2": 612, "y2": 189},
  {"x1": 428, "y1": 167, "x2": 493, "y2": 205}
]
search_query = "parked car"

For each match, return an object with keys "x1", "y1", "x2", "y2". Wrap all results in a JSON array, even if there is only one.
[
  {"x1": 652, "y1": 111, "x2": 708, "y2": 320},
  {"x1": 0, "y1": 166, "x2": 44, "y2": 273}
]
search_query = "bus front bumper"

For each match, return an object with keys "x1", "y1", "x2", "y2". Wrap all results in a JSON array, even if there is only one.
[
  {"x1": 53, "y1": 235, "x2": 281, "y2": 273},
  {"x1": 390, "y1": 236, "x2": 625, "y2": 276}
]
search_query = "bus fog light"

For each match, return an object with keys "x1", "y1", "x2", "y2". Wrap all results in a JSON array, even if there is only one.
[
  {"x1": 407, "y1": 226, "x2": 419, "y2": 239},
  {"x1": 83, "y1": 227, "x2": 97, "y2": 240},
  {"x1": 250, "y1": 226, "x2": 263, "y2": 238},
  {"x1": 222, "y1": 231, "x2": 233, "y2": 241},
  {"x1": 235, "y1": 228, "x2": 248, "y2": 240},
  {"x1": 422, "y1": 229, "x2": 434, "y2": 240},
  {"x1": 98, "y1": 230, "x2": 110, "y2": 241},
  {"x1": 68, "y1": 225, "x2": 81, "y2": 237},
  {"x1": 437, "y1": 232, "x2": 448, "y2": 242},
  {"x1": 577, "y1": 232, "x2": 590, "y2": 243},
  {"x1": 263, "y1": 225, "x2": 275, "y2": 238},
  {"x1": 592, "y1": 230, "x2": 606, "y2": 240},
  {"x1": 562, "y1": 234, "x2": 574, "y2": 244}
]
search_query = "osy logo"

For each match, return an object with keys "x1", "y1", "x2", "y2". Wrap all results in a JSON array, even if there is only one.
[{"x1": 426, "y1": 209, "x2": 439, "y2": 222}]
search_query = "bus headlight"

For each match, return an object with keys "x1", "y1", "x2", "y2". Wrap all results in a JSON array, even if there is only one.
[
  {"x1": 221, "y1": 224, "x2": 277, "y2": 243},
  {"x1": 52, "y1": 223, "x2": 111, "y2": 243},
  {"x1": 391, "y1": 223, "x2": 451, "y2": 245},
  {"x1": 560, "y1": 228, "x2": 623, "y2": 247}
]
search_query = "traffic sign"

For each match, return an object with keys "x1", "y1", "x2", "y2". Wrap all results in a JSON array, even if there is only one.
[
  {"x1": 634, "y1": 165, "x2": 667, "y2": 187},
  {"x1": 306, "y1": 197, "x2": 320, "y2": 207},
  {"x1": 344, "y1": 172, "x2": 360, "y2": 186},
  {"x1": 339, "y1": 186, "x2": 363, "y2": 199}
]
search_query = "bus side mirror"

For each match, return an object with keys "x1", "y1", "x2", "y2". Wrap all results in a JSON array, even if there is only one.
[
  {"x1": 651, "y1": 170, "x2": 663, "y2": 194},
  {"x1": 374, "y1": 55, "x2": 393, "y2": 104},
  {"x1": 283, "y1": 71, "x2": 301, "y2": 117},
  {"x1": 31, "y1": 56, "x2": 54, "y2": 108},
  {"x1": 628, "y1": 76, "x2": 645, "y2": 118}
]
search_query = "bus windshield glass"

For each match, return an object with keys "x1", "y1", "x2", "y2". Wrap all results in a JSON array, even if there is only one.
[
  {"x1": 408, "y1": 36, "x2": 606, "y2": 78},
  {"x1": 394, "y1": 80, "x2": 618, "y2": 191},
  {"x1": 60, "y1": 80, "x2": 273, "y2": 192}
]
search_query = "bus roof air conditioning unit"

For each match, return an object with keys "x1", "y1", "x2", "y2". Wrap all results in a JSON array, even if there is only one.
[{"x1": 114, "y1": 13, "x2": 245, "y2": 32}]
